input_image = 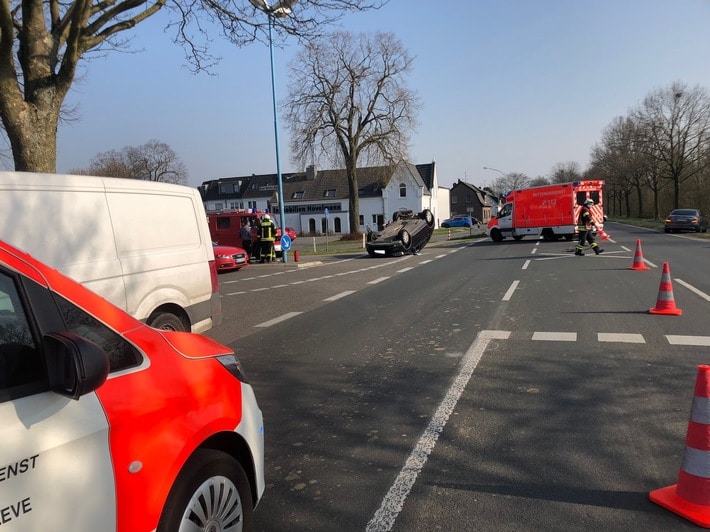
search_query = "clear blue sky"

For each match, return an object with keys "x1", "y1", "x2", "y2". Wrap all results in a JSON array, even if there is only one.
[{"x1": 55, "y1": 0, "x2": 710, "y2": 189}]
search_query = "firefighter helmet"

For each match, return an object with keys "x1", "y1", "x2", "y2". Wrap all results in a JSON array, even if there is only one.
[
  {"x1": 584, "y1": 199, "x2": 594, "y2": 206},
  {"x1": 263, "y1": 214, "x2": 271, "y2": 221}
]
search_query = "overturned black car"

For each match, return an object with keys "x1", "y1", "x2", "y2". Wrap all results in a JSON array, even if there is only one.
[{"x1": 366, "y1": 208, "x2": 435, "y2": 257}]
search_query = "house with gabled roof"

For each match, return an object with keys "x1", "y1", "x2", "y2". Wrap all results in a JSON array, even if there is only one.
[
  {"x1": 449, "y1": 179, "x2": 496, "y2": 223},
  {"x1": 198, "y1": 161, "x2": 449, "y2": 235}
]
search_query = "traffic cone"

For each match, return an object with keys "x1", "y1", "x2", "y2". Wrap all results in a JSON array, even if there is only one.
[
  {"x1": 628, "y1": 239, "x2": 650, "y2": 270},
  {"x1": 598, "y1": 229, "x2": 610, "y2": 241},
  {"x1": 649, "y1": 262, "x2": 682, "y2": 315},
  {"x1": 650, "y1": 365, "x2": 710, "y2": 527}
]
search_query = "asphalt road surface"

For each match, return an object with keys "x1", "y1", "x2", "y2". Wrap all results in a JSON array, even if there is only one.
[{"x1": 206, "y1": 222, "x2": 709, "y2": 531}]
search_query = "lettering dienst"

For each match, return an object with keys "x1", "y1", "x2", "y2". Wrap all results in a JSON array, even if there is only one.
[{"x1": 0, "y1": 455, "x2": 39, "y2": 482}]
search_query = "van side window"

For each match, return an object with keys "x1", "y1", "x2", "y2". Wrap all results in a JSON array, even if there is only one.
[
  {"x1": 217, "y1": 217, "x2": 231, "y2": 229},
  {"x1": 0, "y1": 272, "x2": 47, "y2": 399},
  {"x1": 54, "y1": 296, "x2": 142, "y2": 373}
]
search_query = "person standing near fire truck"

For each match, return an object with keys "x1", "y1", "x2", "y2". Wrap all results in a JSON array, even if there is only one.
[
  {"x1": 575, "y1": 198, "x2": 604, "y2": 256},
  {"x1": 258, "y1": 214, "x2": 276, "y2": 263}
]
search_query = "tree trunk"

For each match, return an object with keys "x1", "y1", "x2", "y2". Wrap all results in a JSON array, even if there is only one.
[
  {"x1": 346, "y1": 158, "x2": 360, "y2": 233},
  {"x1": 7, "y1": 112, "x2": 60, "y2": 172}
]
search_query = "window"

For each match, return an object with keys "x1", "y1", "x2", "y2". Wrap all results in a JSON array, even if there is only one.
[
  {"x1": 452, "y1": 195, "x2": 458, "y2": 204},
  {"x1": 334, "y1": 217, "x2": 342, "y2": 233},
  {"x1": 466, "y1": 194, "x2": 472, "y2": 204},
  {"x1": 292, "y1": 191, "x2": 304, "y2": 199},
  {"x1": 214, "y1": 202, "x2": 224, "y2": 211},
  {"x1": 219, "y1": 183, "x2": 229, "y2": 194},
  {"x1": 217, "y1": 217, "x2": 231, "y2": 229},
  {"x1": 399, "y1": 184, "x2": 407, "y2": 198},
  {"x1": 55, "y1": 295, "x2": 142, "y2": 373},
  {"x1": 248, "y1": 201, "x2": 257, "y2": 210},
  {"x1": 0, "y1": 272, "x2": 46, "y2": 400},
  {"x1": 324, "y1": 189, "x2": 336, "y2": 198}
]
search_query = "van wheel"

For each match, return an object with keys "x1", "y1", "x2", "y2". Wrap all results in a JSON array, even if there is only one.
[
  {"x1": 157, "y1": 449, "x2": 253, "y2": 532},
  {"x1": 149, "y1": 312, "x2": 186, "y2": 332},
  {"x1": 490, "y1": 228, "x2": 504, "y2": 242}
]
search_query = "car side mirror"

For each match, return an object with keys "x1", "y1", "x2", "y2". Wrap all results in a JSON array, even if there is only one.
[{"x1": 44, "y1": 332, "x2": 110, "y2": 400}]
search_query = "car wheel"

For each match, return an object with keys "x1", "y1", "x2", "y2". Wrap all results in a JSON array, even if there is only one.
[
  {"x1": 490, "y1": 228, "x2": 503, "y2": 242},
  {"x1": 148, "y1": 311, "x2": 187, "y2": 332},
  {"x1": 398, "y1": 229, "x2": 412, "y2": 250},
  {"x1": 157, "y1": 449, "x2": 253, "y2": 532},
  {"x1": 664, "y1": 228, "x2": 670, "y2": 233},
  {"x1": 420, "y1": 209, "x2": 435, "y2": 227},
  {"x1": 392, "y1": 211, "x2": 401, "y2": 222}
]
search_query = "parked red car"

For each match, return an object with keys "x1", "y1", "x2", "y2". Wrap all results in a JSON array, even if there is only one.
[
  {"x1": 0, "y1": 238, "x2": 264, "y2": 531},
  {"x1": 284, "y1": 226, "x2": 297, "y2": 240},
  {"x1": 213, "y1": 241, "x2": 249, "y2": 271}
]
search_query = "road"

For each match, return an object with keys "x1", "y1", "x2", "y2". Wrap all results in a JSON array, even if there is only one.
[{"x1": 206, "y1": 223, "x2": 709, "y2": 531}]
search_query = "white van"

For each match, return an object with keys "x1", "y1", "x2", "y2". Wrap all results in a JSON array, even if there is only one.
[{"x1": 0, "y1": 172, "x2": 221, "y2": 333}]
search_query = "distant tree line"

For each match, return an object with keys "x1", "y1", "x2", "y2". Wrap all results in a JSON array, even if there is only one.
[{"x1": 483, "y1": 81, "x2": 710, "y2": 219}]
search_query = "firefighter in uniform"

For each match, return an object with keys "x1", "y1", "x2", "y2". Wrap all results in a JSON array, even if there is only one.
[
  {"x1": 575, "y1": 198, "x2": 604, "y2": 256},
  {"x1": 258, "y1": 214, "x2": 276, "y2": 263}
]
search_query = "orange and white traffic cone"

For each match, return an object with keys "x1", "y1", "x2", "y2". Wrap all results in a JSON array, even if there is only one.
[
  {"x1": 649, "y1": 262, "x2": 682, "y2": 316},
  {"x1": 598, "y1": 228, "x2": 610, "y2": 241},
  {"x1": 650, "y1": 365, "x2": 710, "y2": 527},
  {"x1": 628, "y1": 239, "x2": 650, "y2": 270}
]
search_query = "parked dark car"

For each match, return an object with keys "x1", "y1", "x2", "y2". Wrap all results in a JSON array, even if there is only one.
[
  {"x1": 366, "y1": 208, "x2": 435, "y2": 257},
  {"x1": 664, "y1": 209, "x2": 708, "y2": 233},
  {"x1": 441, "y1": 215, "x2": 473, "y2": 228}
]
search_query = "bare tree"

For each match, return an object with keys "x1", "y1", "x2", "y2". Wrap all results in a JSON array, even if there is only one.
[
  {"x1": 74, "y1": 140, "x2": 188, "y2": 184},
  {"x1": 284, "y1": 31, "x2": 419, "y2": 233},
  {"x1": 0, "y1": 0, "x2": 383, "y2": 174},
  {"x1": 632, "y1": 81, "x2": 710, "y2": 208},
  {"x1": 549, "y1": 162, "x2": 582, "y2": 183}
]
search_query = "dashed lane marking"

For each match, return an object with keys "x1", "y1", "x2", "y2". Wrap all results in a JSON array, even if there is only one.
[
  {"x1": 367, "y1": 277, "x2": 390, "y2": 285},
  {"x1": 323, "y1": 291, "x2": 356, "y2": 302},
  {"x1": 502, "y1": 280, "x2": 519, "y2": 301},
  {"x1": 666, "y1": 335, "x2": 710, "y2": 347},
  {"x1": 532, "y1": 332, "x2": 577, "y2": 341},
  {"x1": 598, "y1": 333, "x2": 645, "y2": 343},
  {"x1": 477, "y1": 330, "x2": 710, "y2": 346},
  {"x1": 254, "y1": 312, "x2": 303, "y2": 328}
]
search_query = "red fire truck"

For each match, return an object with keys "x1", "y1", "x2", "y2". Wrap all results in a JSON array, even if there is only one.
[
  {"x1": 207, "y1": 210, "x2": 282, "y2": 255},
  {"x1": 486, "y1": 180, "x2": 605, "y2": 242}
]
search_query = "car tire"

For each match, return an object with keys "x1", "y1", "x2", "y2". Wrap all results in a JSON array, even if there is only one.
[
  {"x1": 157, "y1": 449, "x2": 253, "y2": 532},
  {"x1": 398, "y1": 229, "x2": 412, "y2": 250},
  {"x1": 148, "y1": 311, "x2": 186, "y2": 332},
  {"x1": 664, "y1": 228, "x2": 670, "y2": 233},
  {"x1": 490, "y1": 228, "x2": 503, "y2": 242},
  {"x1": 420, "y1": 209, "x2": 435, "y2": 228}
]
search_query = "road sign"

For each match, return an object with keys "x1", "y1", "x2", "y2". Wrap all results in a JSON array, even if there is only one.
[{"x1": 280, "y1": 234, "x2": 292, "y2": 251}]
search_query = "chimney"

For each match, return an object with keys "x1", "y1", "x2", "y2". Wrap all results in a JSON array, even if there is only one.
[{"x1": 306, "y1": 165, "x2": 317, "y2": 180}]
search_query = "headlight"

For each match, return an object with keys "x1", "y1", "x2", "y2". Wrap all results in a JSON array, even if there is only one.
[
  {"x1": 216, "y1": 254, "x2": 232, "y2": 259},
  {"x1": 217, "y1": 354, "x2": 249, "y2": 383}
]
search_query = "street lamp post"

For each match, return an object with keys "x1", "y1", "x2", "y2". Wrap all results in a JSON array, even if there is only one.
[
  {"x1": 483, "y1": 166, "x2": 507, "y2": 179},
  {"x1": 249, "y1": 0, "x2": 297, "y2": 262}
]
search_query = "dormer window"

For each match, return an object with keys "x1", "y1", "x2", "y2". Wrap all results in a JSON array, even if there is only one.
[
  {"x1": 324, "y1": 189, "x2": 336, "y2": 197},
  {"x1": 292, "y1": 191, "x2": 304, "y2": 199}
]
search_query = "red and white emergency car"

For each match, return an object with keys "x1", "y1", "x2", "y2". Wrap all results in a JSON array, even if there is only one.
[
  {"x1": 0, "y1": 239, "x2": 264, "y2": 530},
  {"x1": 207, "y1": 210, "x2": 282, "y2": 254},
  {"x1": 487, "y1": 180, "x2": 605, "y2": 242}
]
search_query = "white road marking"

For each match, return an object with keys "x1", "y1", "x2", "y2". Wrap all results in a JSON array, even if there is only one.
[
  {"x1": 366, "y1": 336, "x2": 490, "y2": 532},
  {"x1": 667, "y1": 336, "x2": 710, "y2": 346},
  {"x1": 254, "y1": 312, "x2": 303, "y2": 328},
  {"x1": 502, "y1": 280, "x2": 519, "y2": 301},
  {"x1": 367, "y1": 277, "x2": 390, "y2": 285},
  {"x1": 323, "y1": 291, "x2": 356, "y2": 302},
  {"x1": 225, "y1": 291, "x2": 247, "y2": 296},
  {"x1": 397, "y1": 267, "x2": 414, "y2": 273},
  {"x1": 598, "y1": 333, "x2": 645, "y2": 343},
  {"x1": 532, "y1": 332, "x2": 577, "y2": 341},
  {"x1": 435, "y1": 254, "x2": 447, "y2": 259},
  {"x1": 676, "y1": 279, "x2": 710, "y2": 302},
  {"x1": 478, "y1": 330, "x2": 511, "y2": 340},
  {"x1": 522, "y1": 260, "x2": 531, "y2": 270}
]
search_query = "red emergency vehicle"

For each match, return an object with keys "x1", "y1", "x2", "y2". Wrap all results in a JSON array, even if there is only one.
[
  {"x1": 207, "y1": 210, "x2": 282, "y2": 254},
  {"x1": 486, "y1": 180, "x2": 605, "y2": 242}
]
